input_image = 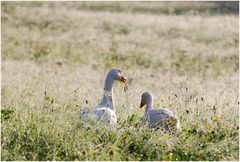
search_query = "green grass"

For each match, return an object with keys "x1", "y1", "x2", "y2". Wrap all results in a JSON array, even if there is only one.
[{"x1": 1, "y1": 1, "x2": 239, "y2": 161}]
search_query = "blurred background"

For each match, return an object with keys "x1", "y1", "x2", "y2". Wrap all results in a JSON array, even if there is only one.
[{"x1": 1, "y1": 1, "x2": 239, "y2": 161}]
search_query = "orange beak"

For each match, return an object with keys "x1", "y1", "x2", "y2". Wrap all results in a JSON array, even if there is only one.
[
  {"x1": 119, "y1": 76, "x2": 127, "y2": 83},
  {"x1": 140, "y1": 101, "x2": 144, "y2": 108}
]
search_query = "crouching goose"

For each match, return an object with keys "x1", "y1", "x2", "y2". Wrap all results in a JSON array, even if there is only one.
[
  {"x1": 80, "y1": 68, "x2": 127, "y2": 125},
  {"x1": 140, "y1": 91, "x2": 181, "y2": 133}
]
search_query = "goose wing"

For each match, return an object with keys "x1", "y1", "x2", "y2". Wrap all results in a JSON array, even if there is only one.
[
  {"x1": 93, "y1": 107, "x2": 117, "y2": 124},
  {"x1": 145, "y1": 108, "x2": 174, "y2": 127}
]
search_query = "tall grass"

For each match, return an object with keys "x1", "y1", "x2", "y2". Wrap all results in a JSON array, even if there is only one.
[{"x1": 1, "y1": 2, "x2": 239, "y2": 161}]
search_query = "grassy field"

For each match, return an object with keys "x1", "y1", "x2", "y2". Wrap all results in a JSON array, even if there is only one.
[{"x1": 1, "y1": 2, "x2": 239, "y2": 161}]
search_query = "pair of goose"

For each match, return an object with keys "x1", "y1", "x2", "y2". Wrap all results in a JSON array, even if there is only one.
[{"x1": 80, "y1": 68, "x2": 180, "y2": 133}]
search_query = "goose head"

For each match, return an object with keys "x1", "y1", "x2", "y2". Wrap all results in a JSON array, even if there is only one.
[
  {"x1": 107, "y1": 68, "x2": 127, "y2": 83},
  {"x1": 140, "y1": 91, "x2": 153, "y2": 108}
]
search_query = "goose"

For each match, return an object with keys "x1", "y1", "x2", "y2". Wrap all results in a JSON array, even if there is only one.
[
  {"x1": 140, "y1": 91, "x2": 181, "y2": 133},
  {"x1": 80, "y1": 68, "x2": 127, "y2": 125}
]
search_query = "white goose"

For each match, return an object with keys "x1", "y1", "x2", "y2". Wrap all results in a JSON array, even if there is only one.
[
  {"x1": 140, "y1": 91, "x2": 181, "y2": 133},
  {"x1": 81, "y1": 68, "x2": 127, "y2": 125}
]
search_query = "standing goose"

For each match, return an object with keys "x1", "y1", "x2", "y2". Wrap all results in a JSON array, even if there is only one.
[
  {"x1": 80, "y1": 68, "x2": 127, "y2": 125},
  {"x1": 140, "y1": 91, "x2": 181, "y2": 133}
]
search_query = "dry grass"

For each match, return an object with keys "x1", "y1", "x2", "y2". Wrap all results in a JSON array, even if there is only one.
[{"x1": 1, "y1": 2, "x2": 239, "y2": 161}]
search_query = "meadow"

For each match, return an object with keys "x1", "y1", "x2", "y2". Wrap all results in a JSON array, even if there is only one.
[{"x1": 1, "y1": 2, "x2": 239, "y2": 161}]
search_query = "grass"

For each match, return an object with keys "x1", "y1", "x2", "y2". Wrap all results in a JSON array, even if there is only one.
[{"x1": 1, "y1": 1, "x2": 239, "y2": 161}]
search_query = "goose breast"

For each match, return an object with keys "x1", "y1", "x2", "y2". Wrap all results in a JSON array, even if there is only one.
[{"x1": 93, "y1": 107, "x2": 117, "y2": 124}]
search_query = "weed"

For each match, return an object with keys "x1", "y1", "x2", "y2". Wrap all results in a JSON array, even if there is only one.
[{"x1": 1, "y1": 1, "x2": 239, "y2": 161}]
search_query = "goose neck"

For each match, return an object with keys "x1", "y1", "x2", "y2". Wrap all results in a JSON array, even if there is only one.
[
  {"x1": 100, "y1": 75, "x2": 115, "y2": 110},
  {"x1": 145, "y1": 104, "x2": 152, "y2": 112},
  {"x1": 104, "y1": 75, "x2": 114, "y2": 92},
  {"x1": 145, "y1": 99, "x2": 153, "y2": 113}
]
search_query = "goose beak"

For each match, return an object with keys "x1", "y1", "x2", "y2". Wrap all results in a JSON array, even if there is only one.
[
  {"x1": 140, "y1": 101, "x2": 144, "y2": 108},
  {"x1": 119, "y1": 76, "x2": 127, "y2": 83}
]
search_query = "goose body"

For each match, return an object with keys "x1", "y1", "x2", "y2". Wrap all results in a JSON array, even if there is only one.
[
  {"x1": 140, "y1": 92, "x2": 181, "y2": 132},
  {"x1": 145, "y1": 108, "x2": 173, "y2": 125},
  {"x1": 92, "y1": 107, "x2": 117, "y2": 124},
  {"x1": 92, "y1": 91, "x2": 117, "y2": 124},
  {"x1": 81, "y1": 68, "x2": 127, "y2": 125}
]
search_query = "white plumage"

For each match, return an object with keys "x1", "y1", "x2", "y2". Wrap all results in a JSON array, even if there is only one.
[
  {"x1": 80, "y1": 68, "x2": 127, "y2": 125},
  {"x1": 92, "y1": 107, "x2": 117, "y2": 124},
  {"x1": 140, "y1": 92, "x2": 181, "y2": 133}
]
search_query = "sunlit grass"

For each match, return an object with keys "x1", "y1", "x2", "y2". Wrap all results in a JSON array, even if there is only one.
[{"x1": 1, "y1": 1, "x2": 239, "y2": 161}]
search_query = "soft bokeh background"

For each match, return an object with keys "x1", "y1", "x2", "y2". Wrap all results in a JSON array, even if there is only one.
[{"x1": 1, "y1": 1, "x2": 239, "y2": 161}]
